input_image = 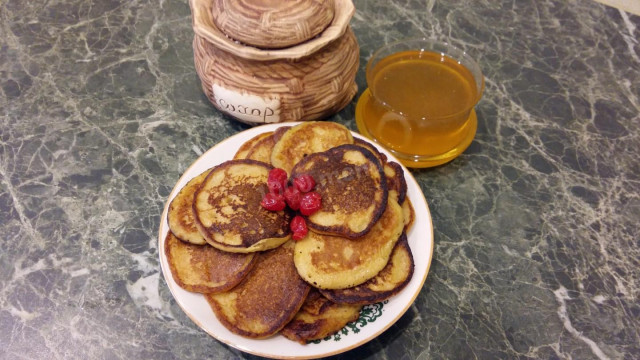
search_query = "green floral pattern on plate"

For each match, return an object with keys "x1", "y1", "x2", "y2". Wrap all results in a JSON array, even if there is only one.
[{"x1": 310, "y1": 300, "x2": 389, "y2": 344}]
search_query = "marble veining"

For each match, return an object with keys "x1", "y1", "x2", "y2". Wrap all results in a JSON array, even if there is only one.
[{"x1": 0, "y1": 0, "x2": 639, "y2": 359}]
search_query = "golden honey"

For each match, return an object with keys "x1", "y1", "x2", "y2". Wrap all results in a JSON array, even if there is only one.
[{"x1": 356, "y1": 42, "x2": 483, "y2": 168}]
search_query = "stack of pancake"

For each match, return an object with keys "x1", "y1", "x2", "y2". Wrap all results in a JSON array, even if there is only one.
[{"x1": 164, "y1": 121, "x2": 415, "y2": 344}]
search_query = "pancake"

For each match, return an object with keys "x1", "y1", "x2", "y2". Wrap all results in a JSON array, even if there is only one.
[
  {"x1": 353, "y1": 138, "x2": 406, "y2": 206},
  {"x1": 245, "y1": 133, "x2": 276, "y2": 163},
  {"x1": 294, "y1": 199, "x2": 404, "y2": 289},
  {"x1": 281, "y1": 289, "x2": 362, "y2": 344},
  {"x1": 167, "y1": 169, "x2": 211, "y2": 245},
  {"x1": 271, "y1": 121, "x2": 353, "y2": 174},
  {"x1": 239, "y1": 126, "x2": 291, "y2": 164},
  {"x1": 164, "y1": 231, "x2": 256, "y2": 293},
  {"x1": 291, "y1": 144, "x2": 387, "y2": 238},
  {"x1": 384, "y1": 161, "x2": 407, "y2": 205},
  {"x1": 319, "y1": 233, "x2": 414, "y2": 305},
  {"x1": 194, "y1": 159, "x2": 291, "y2": 253},
  {"x1": 234, "y1": 131, "x2": 273, "y2": 159},
  {"x1": 206, "y1": 240, "x2": 310, "y2": 338},
  {"x1": 402, "y1": 197, "x2": 415, "y2": 232},
  {"x1": 354, "y1": 137, "x2": 387, "y2": 165},
  {"x1": 272, "y1": 125, "x2": 291, "y2": 143}
]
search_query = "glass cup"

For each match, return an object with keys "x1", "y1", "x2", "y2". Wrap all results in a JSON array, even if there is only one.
[{"x1": 355, "y1": 38, "x2": 485, "y2": 168}]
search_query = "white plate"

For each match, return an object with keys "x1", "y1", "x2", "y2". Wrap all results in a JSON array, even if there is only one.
[{"x1": 158, "y1": 123, "x2": 434, "y2": 359}]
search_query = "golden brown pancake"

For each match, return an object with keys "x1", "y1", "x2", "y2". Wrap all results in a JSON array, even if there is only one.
[
  {"x1": 354, "y1": 137, "x2": 387, "y2": 165},
  {"x1": 354, "y1": 137, "x2": 407, "y2": 206},
  {"x1": 271, "y1": 121, "x2": 353, "y2": 174},
  {"x1": 234, "y1": 131, "x2": 273, "y2": 159},
  {"x1": 319, "y1": 233, "x2": 414, "y2": 305},
  {"x1": 294, "y1": 199, "x2": 405, "y2": 289},
  {"x1": 281, "y1": 289, "x2": 362, "y2": 344},
  {"x1": 272, "y1": 125, "x2": 291, "y2": 143},
  {"x1": 194, "y1": 159, "x2": 291, "y2": 253},
  {"x1": 384, "y1": 161, "x2": 407, "y2": 205},
  {"x1": 291, "y1": 144, "x2": 387, "y2": 238},
  {"x1": 164, "y1": 231, "x2": 256, "y2": 293},
  {"x1": 205, "y1": 240, "x2": 310, "y2": 338},
  {"x1": 245, "y1": 126, "x2": 292, "y2": 163},
  {"x1": 167, "y1": 169, "x2": 211, "y2": 245},
  {"x1": 402, "y1": 197, "x2": 415, "y2": 232},
  {"x1": 235, "y1": 126, "x2": 291, "y2": 164},
  {"x1": 245, "y1": 133, "x2": 276, "y2": 163}
]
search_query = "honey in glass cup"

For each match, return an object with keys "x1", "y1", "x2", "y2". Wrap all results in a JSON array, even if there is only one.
[{"x1": 355, "y1": 38, "x2": 485, "y2": 168}]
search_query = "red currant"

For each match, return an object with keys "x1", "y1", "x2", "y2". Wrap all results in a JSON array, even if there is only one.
[
  {"x1": 267, "y1": 168, "x2": 288, "y2": 195},
  {"x1": 299, "y1": 191, "x2": 322, "y2": 216},
  {"x1": 290, "y1": 215, "x2": 308, "y2": 241},
  {"x1": 261, "y1": 192, "x2": 286, "y2": 211},
  {"x1": 283, "y1": 185, "x2": 301, "y2": 210},
  {"x1": 293, "y1": 174, "x2": 316, "y2": 193}
]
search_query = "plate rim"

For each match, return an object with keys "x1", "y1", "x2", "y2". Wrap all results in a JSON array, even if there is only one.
[{"x1": 157, "y1": 122, "x2": 434, "y2": 359}]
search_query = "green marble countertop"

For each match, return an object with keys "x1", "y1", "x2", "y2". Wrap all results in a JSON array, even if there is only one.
[{"x1": 1, "y1": 0, "x2": 638, "y2": 359}]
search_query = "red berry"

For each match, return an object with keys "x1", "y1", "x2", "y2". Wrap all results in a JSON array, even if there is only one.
[
  {"x1": 293, "y1": 174, "x2": 316, "y2": 193},
  {"x1": 283, "y1": 185, "x2": 301, "y2": 210},
  {"x1": 267, "y1": 168, "x2": 288, "y2": 195},
  {"x1": 261, "y1": 192, "x2": 286, "y2": 211},
  {"x1": 299, "y1": 191, "x2": 322, "y2": 216},
  {"x1": 290, "y1": 215, "x2": 308, "y2": 241},
  {"x1": 292, "y1": 231, "x2": 306, "y2": 241}
]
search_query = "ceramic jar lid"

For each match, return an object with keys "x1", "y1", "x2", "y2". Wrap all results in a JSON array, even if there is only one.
[{"x1": 211, "y1": 0, "x2": 335, "y2": 49}]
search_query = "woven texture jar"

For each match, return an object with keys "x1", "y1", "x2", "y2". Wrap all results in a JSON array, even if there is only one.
[{"x1": 189, "y1": 0, "x2": 359, "y2": 124}]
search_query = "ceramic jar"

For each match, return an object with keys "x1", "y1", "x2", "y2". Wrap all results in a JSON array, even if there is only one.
[{"x1": 190, "y1": 0, "x2": 359, "y2": 125}]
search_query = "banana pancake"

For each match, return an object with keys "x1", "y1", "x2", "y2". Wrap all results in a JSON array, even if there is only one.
[
  {"x1": 205, "y1": 240, "x2": 310, "y2": 338},
  {"x1": 164, "y1": 231, "x2": 256, "y2": 293},
  {"x1": 194, "y1": 159, "x2": 291, "y2": 253},
  {"x1": 281, "y1": 289, "x2": 362, "y2": 344},
  {"x1": 234, "y1": 131, "x2": 273, "y2": 159},
  {"x1": 167, "y1": 169, "x2": 211, "y2": 245},
  {"x1": 319, "y1": 233, "x2": 414, "y2": 305},
  {"x1": 294, "y1": 199, "x2": 404, "y2": 289},
  {"x1": 271, "y1": 121, "x2": 353, "y2": 174},
  {"x1": 291, "y1": 144, "x2": 387, "y2": 238}
]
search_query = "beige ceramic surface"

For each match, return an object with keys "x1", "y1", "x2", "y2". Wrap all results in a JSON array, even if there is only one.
[
  {"x1": 192, "y1": 28, "x2": 359, "y2": 124},
  {"x1": 211, "y1": 0, "x2": 335, "y2": 49},
  {"x1": 190, "y1": 0, "x2": 355, "y2": 60}
]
